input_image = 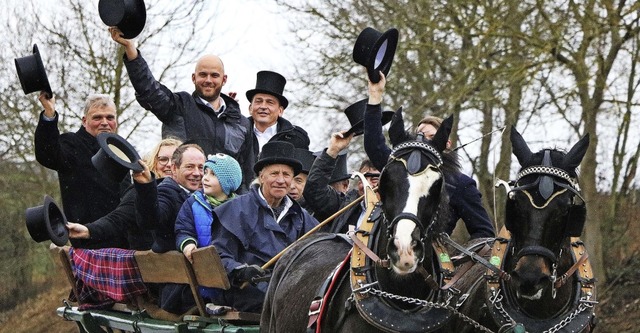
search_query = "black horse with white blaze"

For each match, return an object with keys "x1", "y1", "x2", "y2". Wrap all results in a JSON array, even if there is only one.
[{"x1": 261, "y1": 116, "x2": 481, "y2": 332}]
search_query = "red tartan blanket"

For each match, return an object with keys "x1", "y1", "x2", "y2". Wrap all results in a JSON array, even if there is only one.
[{"x1": 69, "y1": 247, "x2": 148, "y2": 310}]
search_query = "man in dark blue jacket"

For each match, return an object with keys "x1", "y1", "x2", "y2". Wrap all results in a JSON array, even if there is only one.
[
  {"x1": 110, "y1": 27, "x2": 254, "y2": 190},
  {"x1": 210, "y1": 141, "x2": 318, "y2": 313},
  {"x1": 363, "y1": 72, "x2": 495, "y2": 240}
]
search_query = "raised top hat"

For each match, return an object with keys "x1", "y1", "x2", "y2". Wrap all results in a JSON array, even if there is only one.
[
  {"x1": 353, "y1": 27, "x2": 399, "y2": 83},
  {"x1": 92, "y1": 132, "x2": 143, "y2": 182},
  {"x1": 294, "y1": 148, "x2": 316, "y2": 174},
  {"x1": 343, "y1": 99, "x2": 395, "y2": 136},
  {"x1": 254, "y1": 141, "x2": 302, "y2": 175},
  {"x1": 246, "y1": 70, "x2": 289, "y2": 109},
  {"x1": 269, "y1": 126, "x2": 310, "y2": 149},
  {"x1": 14, "y1": 44, "x2": 53, "y2": 98},
  {"x1": 99, "y1": 0, "x2": 147, "y2": 39},
  {"x1": 25, "y1": 195, "x2": 68, "y2": 246}
]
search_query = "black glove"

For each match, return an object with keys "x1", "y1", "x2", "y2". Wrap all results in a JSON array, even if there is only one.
[{"x1": 232, "y1": 264, "x2": 266, "y2": 286}]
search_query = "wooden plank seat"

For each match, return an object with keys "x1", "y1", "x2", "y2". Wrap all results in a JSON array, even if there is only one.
[{"x1": 50, "y1": 245, "x2": 259, "y2": 324}]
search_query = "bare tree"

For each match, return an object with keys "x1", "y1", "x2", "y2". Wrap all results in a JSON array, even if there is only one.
[{"x1": 277, "y1": 0, "x2": 640, "y2": 283}]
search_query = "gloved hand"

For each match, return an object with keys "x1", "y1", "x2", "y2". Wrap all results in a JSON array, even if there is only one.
[{"x1": 232, "y1": 264, "x2": 266, "y2": 286}]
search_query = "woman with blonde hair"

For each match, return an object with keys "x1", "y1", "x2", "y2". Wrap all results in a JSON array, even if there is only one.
[{"x1": 143, "y1": 137, "x2": 183, "y2": 178}]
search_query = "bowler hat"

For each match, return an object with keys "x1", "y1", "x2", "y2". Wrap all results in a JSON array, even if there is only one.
[
  {"x1": 92, "y1": 132, "x2": 143, "y2": 182},
  {"x1": 353, "y1": 27, "x2": 399, "y2": 83},
  {"x1": 269, "y1": 126, "x2": 310, "y2": 149},
  {"x1": 246, "y1": 71, "x2": 289, "y2": 109},
  {"x1": 99, "y1": 0, "x2": 147, "y2": 39},
  {"x1": 14, "y1": 44, "x2": 53, "y2": 98},
  {"x1": 343, "y1": 99, "x2": 395, "y2": 136},
  {"x1": 254, "y1": 141, "x2": 302, "y2": 175},
  {"x1": 25, "y1": 195, "x2": 68, "y2": 246},
  {"x1": 294, "y1": 148, "x2": 316, "y2": 174}
]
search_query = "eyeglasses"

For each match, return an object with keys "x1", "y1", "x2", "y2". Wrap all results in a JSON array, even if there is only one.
[
  {"x1": 157, "y1": 156, "x2": 172, "y2": 166},
  {"x1": 363, "y1": 172, "x2": 380, "y2": 179}
]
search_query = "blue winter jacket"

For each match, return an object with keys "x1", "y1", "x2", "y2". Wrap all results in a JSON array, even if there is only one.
[{"x1": 209, "y1": 184, "x2": 318, "y2": 312}]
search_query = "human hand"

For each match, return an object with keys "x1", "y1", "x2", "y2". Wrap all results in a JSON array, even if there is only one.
[
  {"x1": 368, "y1": 71, "x2": 386, "y2": 105},
  {"x1": 132, "y1": 160, "x2": 152, "y2": 184},
  {"x1": 109, "y1": 27, "x2": 138, "y2": 60},
  {"x1": 67, "y1": 222, "x2": 90, "y2": 239},
  {"x1": 327, "y1": 131, "x2": 354, "y2": 158},
  {"x1": 233, "y1": 264, "x2": 266, "y2": 286},
  {"x1": 38, "y1": 91, "x2": 56, "y2": 118},
  {"x1": 182, "y1": 243, "x2": 196, "y2": 263}
]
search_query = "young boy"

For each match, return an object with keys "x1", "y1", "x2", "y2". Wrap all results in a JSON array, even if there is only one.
[{"x1": 175, "y1": 153, "x2": 243, "y2": 262}]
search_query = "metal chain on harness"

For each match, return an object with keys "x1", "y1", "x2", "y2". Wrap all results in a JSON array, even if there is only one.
[
  {"x1": 356, "y1": 286, "x2": 497, "y2": 333},
  {"x1": 488, "y1": 287, "x2": 595, "y2": 333}
]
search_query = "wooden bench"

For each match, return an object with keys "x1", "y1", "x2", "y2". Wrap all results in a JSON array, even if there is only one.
[{"x1": 51, "y1": 245, "x2": 260, "y2": 324}]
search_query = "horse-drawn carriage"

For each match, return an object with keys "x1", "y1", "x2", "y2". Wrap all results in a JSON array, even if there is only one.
[{"x1": 52, "y1": 116, "x2": 597, "y2": 333}]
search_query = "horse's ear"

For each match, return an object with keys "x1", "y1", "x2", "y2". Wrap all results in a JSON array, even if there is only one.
[
  {"x1": 510, "y1": 126, "x2": 532, "y2": 166},
  {"x1": 432, "y1": 115, "x2": 453, "y2": 152},
  {"x1": 389, "y1": 107, "x2": 409, "y2": 147},
  {"x1": 563, "y1": 134, "x2": 590, "y2": 171}
]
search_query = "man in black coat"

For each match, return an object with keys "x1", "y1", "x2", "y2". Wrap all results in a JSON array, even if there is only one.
[
  {"x1": 34, "y1": 92, "x2": 129, "y2": 249},
  {"x1": 109, "y1": 27, "x2": 254, "y2": 190}
]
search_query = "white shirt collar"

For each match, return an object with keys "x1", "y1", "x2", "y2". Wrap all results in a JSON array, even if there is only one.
[
  {"x1": 254, "y1": 122, "x2": 278, "y2": 152},
  {"x1": 199, "y1": 96, "x2": 226, "y2": 117},
  {"x1": 258, "y1": 186, "x2": 293, "y2": 224}
]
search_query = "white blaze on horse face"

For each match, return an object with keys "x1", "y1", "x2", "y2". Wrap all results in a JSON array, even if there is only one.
[{"x1": 392, "y1": 169, "x2": 441, "y2": 274}]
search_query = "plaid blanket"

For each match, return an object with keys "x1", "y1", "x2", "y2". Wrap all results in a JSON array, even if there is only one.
[{"x1": 69, "y1": 247, "x2": 148, "y2": 310}]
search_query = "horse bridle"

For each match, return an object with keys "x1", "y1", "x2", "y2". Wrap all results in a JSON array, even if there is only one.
[
  {"x1": 384, "y1": 141, "x2": 445, "y2": 252},
  {"x1": 508, "y1": 150, "x2": 585, "y2": 265}
]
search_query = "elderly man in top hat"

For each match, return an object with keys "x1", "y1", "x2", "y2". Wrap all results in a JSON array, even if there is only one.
[
  {"x1": 363, "y1": 71, "x2": 494, "y2": 240},
  {"x1": 245, "y1": 70, "x2": 311, "y2": 180},
  {"x1": 209, "y1": 141, "x2": 318, "y2": 313},
  {"x1": 109, "y1": 28, "x2": 254, "y2": 191},
  {"x1": 34, "y1": 92, "x2": 129, "y2": 248}
]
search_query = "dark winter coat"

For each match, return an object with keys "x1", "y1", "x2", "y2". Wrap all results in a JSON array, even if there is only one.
[
  {"x1": 123, "y1": 52, "x2": 254, "y2": 191},
  {"x1": 209, "y1": 184, "x2": 318, "y2": 312},
  {"x1": 34, "y1": 112, "x2": 129, "y2": 248},
  {"x1": 135, "y1": 176, "x2": 191, "y2": 253},
  {"x1": 302, "y1": 149, "x2": 361, "y2": 232}
]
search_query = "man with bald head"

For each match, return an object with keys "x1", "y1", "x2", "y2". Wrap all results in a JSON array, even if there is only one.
[{"x1": 110, "y1": 27, "x2": 253, "y2": 190}]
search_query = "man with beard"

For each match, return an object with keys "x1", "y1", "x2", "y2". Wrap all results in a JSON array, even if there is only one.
[{"x1": 109, "y1": 27, "x2": 253, "y2": 191}]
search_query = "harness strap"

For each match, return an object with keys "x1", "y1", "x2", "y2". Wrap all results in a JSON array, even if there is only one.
[
  {"x1": 554, "y1": 251, "x2": 589, "y2": 289},
  {"x1": 350, "y1": 185, "x2": 380, "y2": 295},
  {"x1": 347, "y1": 230, "x2": 389, "y2": 268},
  {"x1": 307, "y1": 251, "x2": 352, "y2": 333},
  {"x1": 441, "y1": 244, "x2": 492, "y2": 290}
]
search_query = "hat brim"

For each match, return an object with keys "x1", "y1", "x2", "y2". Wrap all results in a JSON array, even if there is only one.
[
  {"x1": 367, "y1": 28, "x2": 399, "y2": 83},
  {"x1": 99, "y1": 0, "x2": 146, "y2": 39},
  {"x1": 253, "y1": 157, "x2": 302, "y2": 176},
  {"x1": 344, "y1": 110, "x2": 395, "y2": 137},
  {"x1": 246, "y1": 89, "x2": 289, "y2": 109},
  {"x1": 93, "y1": 133, "x2": 143, "y2": 178}
]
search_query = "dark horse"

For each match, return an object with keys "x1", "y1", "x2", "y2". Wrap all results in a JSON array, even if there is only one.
[
  {"x1": 477, "y1": 128, "x2": 597, "y2": 332},
  {"x1": 261, "y1": 116, "x2": 486, "y2": 332}
]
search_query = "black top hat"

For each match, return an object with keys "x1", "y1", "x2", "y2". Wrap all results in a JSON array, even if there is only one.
[
  {"x1": 14, "y1": 44, "x2": 53, "y2": 98},
  {"x1": 92, "y1": 132, "x2": 143, "y2": 182},
  {"x1": 99, "y1": 0, "x2": 147, "y2": 39},
  {"x1": 25, "y1": 195, "x2": 68, "y2": 246},
  {"x1": 294, "y1": 148, "x2": 316, "y2": 174},
  {"x1": 343, "y1": 99, "x2": 395, "y2": 136},
  {"x1": 269, "y1": 126, "x2": 310, "y2": 149},
  {"x1": 246, "y1": 70, "x2": 289, "y2": 109},
  {"x1": 353, "y1": 27, "x2": 399, "y2": 83},
  {"x1": 254, "y1": 141, "x2": 302, "y2": 175}
]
